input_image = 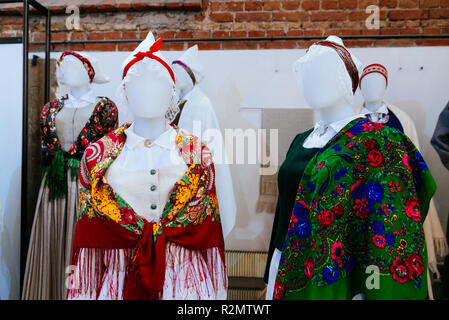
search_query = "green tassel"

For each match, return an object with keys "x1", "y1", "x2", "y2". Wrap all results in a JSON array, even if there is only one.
[
  {"x1": 43, "y1": 149, "x2": 68, "y2": 201},
  {"x1": 68, "y1": 158, "x2": 81, "y2": 181}
]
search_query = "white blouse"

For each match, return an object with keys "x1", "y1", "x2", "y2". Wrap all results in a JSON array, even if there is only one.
[{"x1": 106, "y1": 124, "x2": 187, "y2": 222}]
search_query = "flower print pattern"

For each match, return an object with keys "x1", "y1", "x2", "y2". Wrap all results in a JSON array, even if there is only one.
[
  {"x1": 40, "y1": 96, "x2": 118, "y2": 165},
  {"x1": 274, "y1": 118, "x2": 435, "y2": 299}
]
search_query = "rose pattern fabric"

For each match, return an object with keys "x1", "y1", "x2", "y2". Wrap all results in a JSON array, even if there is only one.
[{"x1": 274, "y1": 118, "x2": 436, "y2": 300}]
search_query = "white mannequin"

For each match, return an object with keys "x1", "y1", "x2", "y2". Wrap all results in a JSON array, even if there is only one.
[
  {"x1": 172, "y1": 63, "x2": 194, "y2": 100},
  {"x1": 296, "y1": 36, "x2": 362, "y2": 148},
  {"x1": 125, "y1": 64, "x2": 173, "y2": 141},
  {"x1": 55, "y1": 53, "x2": 110, "y2": 151},
  {"x1": 171, "y1": 45, "x2": 237, "y2": 239},
  {"x1": 266, "y1": 35, "x2": 363, "y2": 300},
  {"x1": 360, "y1": 72, "x2": 386, "y2": 113},
  {"x1": 57, "y1": 57, "x2": 91, "y2": 100},
  {"x1": 77, "y1": 32, "x2": 227, "y2": 301}
]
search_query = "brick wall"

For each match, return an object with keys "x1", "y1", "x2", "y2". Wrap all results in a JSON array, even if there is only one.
[{"x1": 1, "y1": 0, "x2": 449, "y2": 51}]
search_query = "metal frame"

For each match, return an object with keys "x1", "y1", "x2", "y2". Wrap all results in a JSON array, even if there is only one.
[
  {"x1": 0, "y1": 0, "x2": 51, "y2": 296},
  {"x1": 29, "y1": 33, "x2": 449, "y2": 46}
]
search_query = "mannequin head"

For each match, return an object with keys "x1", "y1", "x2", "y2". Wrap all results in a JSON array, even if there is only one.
[
  {"x1": 56, "y1": 55, "x2": 91, "y2": 90},
  {"x1": 117, "y1": 32, "x2": 177, "y2": 124},
  {"x1": 172, "y1": 63, "x2": 194, "y2": 99},
  {"x1": 56, "y1": 51, "x2": 109, "y2": 99},
  {"x1": 172, "y1": 45, "x2": 204, "y2": 99},
  {"x1": 293, "y1": 36, "x2": 362, "y2": 113},
  {"x1": 124, "y1": 60, "x2": 174, "y2": 119},
  {"x1": 359, "y1": 64, "x2": 388, "y2": 110}
]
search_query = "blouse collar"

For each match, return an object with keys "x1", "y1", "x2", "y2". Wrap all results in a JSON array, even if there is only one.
[
  {"x1": 361, "y1": 101, "x2": 388, "y2": 115},
  {"x1": 124, "y1": 123, "x2": 177, "y2": 151},
  {"x1": 65, "y1": 88, "x2": 96, "y2": 109}
]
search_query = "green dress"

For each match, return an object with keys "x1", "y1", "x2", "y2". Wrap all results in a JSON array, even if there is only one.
[
  {"x1": 264, "y1": 129, "x2": 320, "y2": 283},
  {"x1": 274, "y1": 118, "x2": 436, "y2": 300}
]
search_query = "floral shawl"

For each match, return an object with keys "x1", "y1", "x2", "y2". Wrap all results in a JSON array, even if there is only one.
[
  {"x1": 68, "y1": 124, "x2": 225, "y2": 300},
  {"x1": 274, "y1": 118, "x2": 436, "y2": 300},
  {"x1": 40, "y1": 96, "x2": 118, "y2": 200}
]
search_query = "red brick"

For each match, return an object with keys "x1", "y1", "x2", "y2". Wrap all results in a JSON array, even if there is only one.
[
  {"x1": 302, "y1": 0, "x2": 320, "y2": 10},
  {"x1": 339, "y1": 0, "x2": 358, "y2": 9},
  {"x1": 348, "y1": 10, "x2": 368, "y2": 21},
  {"x1": 209, "y1": 2, "x2": 223, "y2": 11},
  {"x1": 422, "y1": 27, "x2": 441, "y2": 34},
  {"x1": 118, "y1": 42, "x2": 139, "y2": 51},
  {"x1": 212, "y1": 31, "x2": 230, "y2": 38},
  {"x1": 419, "y1": 0, "x2": 439, "y2": 8},
  {"x1": 52, "y1": 33, "x2": 68, "y2": 42},
  {"x1": 161, "y1": 42, "x2": 186, "y2": 51},
  {"x1": 304, "y1": 29, "x2": 323, "y2": 36},
  {"x1": 415, "y1": 39, "x2": 449, "y2": 45},
  {"x1": 261, "y1": 40, "x2": 298, "y2": 49},
  {"x1": 158, "y1": 31, "x2": 176, "y2": 38},
  {"x1": 264, "y1": 1, "x2": 281, "y2": 10},
  {"x1": 399, "y1": 27, "x2": 420, "y2": 34},
  {"x1": 248, "y1": 30, "x2": 266, "y2": 37},
  {"x1": 310, "y1": 11, "x2": 346, "y2": 21},
  {"x1": 267, "y1": 30, "x2": 285, "y2": 37},
  {"x1": 122, "y1": 31, "x2": 138, "y2": 39},
  {"x1": 70, "y1": 32, "x2": 87, "y2": 41},
  {"x1": 225, "y1": 2, "x2": 244, "y2": 11},
  {"x1": 286, "y1": 30, "x2": 304, "y2": 36},
  {"x1": 380, "y1": 0, "x2": 398, "y2": 7},
  {"x1": 389, "y1": 9, "x2": 428, "y2": 19},
  {"x1": 176, "y1": 31, "x2": 193, "y2": 38},
  {"x1": 84, "y1": 42, "x2": 117, "y2": 51},
  {"x1": 196, "y1": 42, "x2": 221, "y2": 50},
  {"x1": 235, "y1": 12, "x2": 271, "y2": 22},
  {"x1": 273, "y1": 11, "x2": 309, "y2": 21},
  {"x1": 245, "y1": 1, "x2": 264, "y2": 11},
  {"x1": 374, "y1": 39, "x2": 415, "y2": 46},
  {"x1": 105, "y1": 31, "x2": 121, "y2": 40},
  {"x1": 344, "y1": 40, "x2": 375, "y2": 48},
  {"x1": 429, "y1": 8, "x2": 449, "y2": 18},
  {"x1": 192, "y1": 31, "x2": 210, "y2": 38},
  {"x1": 361, "y1": 29, "x2": 381, "y2": 35},
  {"x1": 341, "y1": 29, "x2": 362, "y2": 35},
  {"x1": 210, "y1": 12, "x2": 234, "y2": 23},
  {"x1": 322, "y1": 0, "x2": 339, "y2": 10},
  {"x1": 88, "y1": 33, "x2": 105, "y2": 41},
  {"x1": 97, "y1": 0, "x2": 116, "y2": 11},
  {"x1": 380, "y1": 28, "x2": 401, "y2": 34},
  {"x1": 32, "y1": 32, "x2": 45, "y2": 42},
  {"x1": 230, "y1": 31, "x2": 247, "y2": 37},
  {"x1": 281, "y1": 1, "x2": 301, "y2": 10},
  {"x1": 398, "y1": 0, "x2": 418, "y2": 8}
]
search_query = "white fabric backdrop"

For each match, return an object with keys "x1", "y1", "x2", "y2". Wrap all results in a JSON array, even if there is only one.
[{"x1": 0, "y1": 42, "x2": 23, "y2": 299}]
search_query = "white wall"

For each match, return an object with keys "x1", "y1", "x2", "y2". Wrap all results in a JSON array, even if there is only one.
[
  {"x1": 36, "y1": 46, "x2": 449, "y2": 250},
  {"x1": 0, "y1": 43, "x2": 23, "y2": 299}
]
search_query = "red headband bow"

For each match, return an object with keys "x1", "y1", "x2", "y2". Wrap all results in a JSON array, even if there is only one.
[
  {"x1": 57, "y1": 51, "x2": 96, "y2": 83},
  {"x1": 122, "y1": 37, "x2": 175, "y2": 83},
  {"x1": 359, "y1": 63, "x2": 388, "y2": 89}
]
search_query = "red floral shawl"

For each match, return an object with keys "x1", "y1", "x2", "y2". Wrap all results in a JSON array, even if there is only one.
[{"x1": 69, "y1": 124, "x2": 225, "y2": 299}]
